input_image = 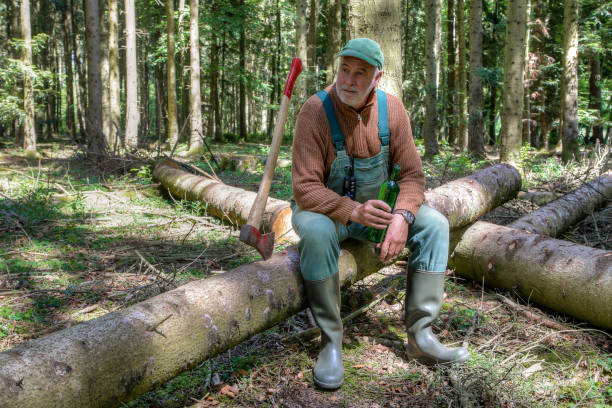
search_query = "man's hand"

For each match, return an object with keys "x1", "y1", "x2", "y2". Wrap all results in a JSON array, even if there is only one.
[
  {"x1": 376, "y1": 214, "x2": 409, "y2": 262},
  {"x1": 349, "y1": 199, "x2": 393, "y2": 229}
]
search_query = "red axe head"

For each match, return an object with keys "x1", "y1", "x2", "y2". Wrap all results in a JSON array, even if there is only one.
[{"x1": 239, "y1": 224, "x2": 275, "y2": 260}]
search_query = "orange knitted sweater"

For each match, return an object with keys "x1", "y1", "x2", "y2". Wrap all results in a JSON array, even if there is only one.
[{"x1": 291, "y1": 84, "x2": 425, "y2": 225}]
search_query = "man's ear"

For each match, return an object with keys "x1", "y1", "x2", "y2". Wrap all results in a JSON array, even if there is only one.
[{"x1": 374, "y1": 70, "x2": 383, "y2": 87}]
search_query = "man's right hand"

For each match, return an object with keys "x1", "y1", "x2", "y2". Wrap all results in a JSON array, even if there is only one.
[{"x1": 349, "y1": 199, "x2": 394, "y2": 228}]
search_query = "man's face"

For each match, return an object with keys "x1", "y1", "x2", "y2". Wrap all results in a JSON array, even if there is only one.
[{"x1": 335, "y1": 56, "x2": 382, "y2": 109}]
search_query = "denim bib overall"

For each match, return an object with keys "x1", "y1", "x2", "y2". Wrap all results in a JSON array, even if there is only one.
[{"x1": 292, "y1": 90, "x2": 449, "y2": 281}]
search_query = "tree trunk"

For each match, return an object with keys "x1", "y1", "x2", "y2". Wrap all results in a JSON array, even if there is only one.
[
  {"x1": 560, "y1": 0, "x2": 580, "y2": 162},
  {"x1": 499, "y1": 0, "x2": 527, "y2": 165},
  {"x1": 238, "y1": 0, "x2": 247, "y2": 141},
  {"x1": 325, "y1": 0, "x2": 342, "y2": 85},
  {"x1": 73, "y1": 3, "x2": 88, "y2": 142},
  {"x1": 187, "y1": 0, "x2": 203, "y2": 151},
  {"x1": 166, "y1": 0, "x2": 179, "y2": 148},
  {"x1": 84, "y1": 0, "x2": 106, "y2": 157},
  {"x1": 347, "y1": 0, "x2": 403, "y2": 99},
  {"x1": 456, "y1": 0, "x2": 468, "y2": 151},
  {"x1": 0, "y1": 162, "x2": 523, "y2": 408},
  {"x1": 21, "y1": 0, "x2": 37, "y2": 157},
  {"x1": 123, "y1": 0, "x2": 139, "y2": 148},
  {"x1": 153, "y1": 161, "x2": 522, "y2": 240},
  {"x1": 450, "y1": 221, "x2": 612, "y2": 329},
  {"x1": 509, "y1": 173, "x2": 612, "y2": 237},
  {"x1": 108, "y1": 0, "x2": 120, "y2": 150},
  {"x1": 100, "y1": 0, "x2": 111, "y2": 144},
  {"x1": 468, "y1": 0, "x2": 485, "y2": 158},
  {"x1": 446, "y1": 0, "x2": 456, "y2": 146},
  {"x1": 423, "y1": 0, "x2": 441, "y2": 157},
  {"x1": 295, "y1": 0, "x2": 308, "y2": 103},
  {"x1": 307, "y1": 0, "x2": 319, "y2": 94},
  {"x1": 588, "y1": 56, "x2": 603, "y2": 144}
]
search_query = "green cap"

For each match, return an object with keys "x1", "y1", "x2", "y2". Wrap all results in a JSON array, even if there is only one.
[{"x1": 338, "y1": 38, "x2": 384, "y2": 70}]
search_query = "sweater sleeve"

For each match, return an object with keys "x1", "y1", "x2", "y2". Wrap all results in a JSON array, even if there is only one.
[
  {"x1": 387, "y1": 94, "x2": 426, "y2": 216},
  {"x1": 291, "y1": 96, "x2": 359, "y2": 225}
]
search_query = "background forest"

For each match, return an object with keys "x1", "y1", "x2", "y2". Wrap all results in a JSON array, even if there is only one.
[
  {"x1": 0, "y1": 0, "x2": 610, "y2": 158},
  {"x1": 0, "y1": 0, "x2": 611, "y2": 407}
]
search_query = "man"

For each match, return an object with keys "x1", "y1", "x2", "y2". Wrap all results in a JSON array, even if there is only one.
[{"x1": 291, "y1": 38, "x2": 469, "y2": 390}]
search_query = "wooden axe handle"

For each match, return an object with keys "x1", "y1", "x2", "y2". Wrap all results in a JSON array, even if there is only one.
[{"x1": 246, "y1": 58, "x2": 302, "y2": 228}]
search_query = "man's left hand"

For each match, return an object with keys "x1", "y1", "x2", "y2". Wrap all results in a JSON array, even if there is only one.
[{"x1": 376, "y1": 214, "x2": 409, "y2": 262}]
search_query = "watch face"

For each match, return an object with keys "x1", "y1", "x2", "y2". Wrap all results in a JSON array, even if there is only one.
[{"x1": 405, "y1": 211, "x2": 415, "y2": 224}]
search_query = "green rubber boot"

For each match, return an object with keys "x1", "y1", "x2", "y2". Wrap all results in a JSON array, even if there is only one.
[
  {"x1": 304, "y1": 273, "x2": 344, "y2": 389},
  {"x1": 405, "y1": 268, "x2": 469, "y2": 364}
]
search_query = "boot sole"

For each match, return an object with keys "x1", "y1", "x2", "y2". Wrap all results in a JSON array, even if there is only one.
[{"x1": 313, "y1": 376, "x2": 343, "y2": 390}]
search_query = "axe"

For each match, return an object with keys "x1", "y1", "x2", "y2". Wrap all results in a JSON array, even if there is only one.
[{"x1": 239, "y1": 57, "x2": 302, "y2": 259}]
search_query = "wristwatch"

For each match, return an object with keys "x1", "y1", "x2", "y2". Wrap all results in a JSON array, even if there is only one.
[{"x1": 393, "y1": 209, "x2": 415, "y2": 226}]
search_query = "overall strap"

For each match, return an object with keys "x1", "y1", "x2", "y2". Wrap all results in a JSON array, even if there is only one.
[
  {"x1": 316, "y1": 90, "x2": 345, "y2": 152},
  {"x1": 376, "y1": 89, "x2": 390, "y2": 146}
]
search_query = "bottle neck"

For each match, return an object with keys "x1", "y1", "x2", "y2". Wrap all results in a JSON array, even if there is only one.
[{"x1": 390, "y1": 166, "x2": 401, "y2": 181}]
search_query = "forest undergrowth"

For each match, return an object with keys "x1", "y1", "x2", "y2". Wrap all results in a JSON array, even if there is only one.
[{"x1": 0, "y1": 140, "x2": 610, "y2": 407}]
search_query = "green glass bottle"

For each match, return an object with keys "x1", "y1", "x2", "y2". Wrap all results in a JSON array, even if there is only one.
[{"x1": 368, "y1": 164, "x2": 401, "y2": 243}]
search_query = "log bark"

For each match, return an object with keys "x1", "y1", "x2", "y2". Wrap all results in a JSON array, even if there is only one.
[
  {"x1": 510, "y1": 172, "x2": 612, "y2": 237},
  {"x1": 153, "y1": 161, "x2": 522, "y2": 240},
  {"x1": 0, "y1": 163, "x2": 522, "y2": 408},
  {"x1": 450, "y1": 221, "x2": 612, "y2": 329}
]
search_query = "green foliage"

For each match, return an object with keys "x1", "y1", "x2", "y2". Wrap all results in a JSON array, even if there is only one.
[{"x1": 0, "y1": 34, "x2": 55, "y2": 126}]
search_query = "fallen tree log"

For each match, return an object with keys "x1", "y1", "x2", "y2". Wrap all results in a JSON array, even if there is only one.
[
  {"x1": 0, "y1": 164, "x2": 522, "y2": 408},
  {"x1": 153, "y1": 161, "x2": 522, "y2": 240},
  {"x1": 510, "y1": 172, "x2": 612, "y2": 236},
  {"x1": 449, "y1": 221, "x2": 612, "y2": 329},
  {"x1": 152, "y1": 159, "x2": 298, "y2": 242}
]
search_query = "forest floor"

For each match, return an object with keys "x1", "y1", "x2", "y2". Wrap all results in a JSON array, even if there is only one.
[{"x1": 0, "y1": 139, "x2": 610, "y2": 407}]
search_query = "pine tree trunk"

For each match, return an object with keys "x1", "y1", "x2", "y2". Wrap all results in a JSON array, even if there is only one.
[
  {"x1": 21, "y1": 0, "x2": 37, "y2": 157},
  {"x1": 446, "y1": 0, "x2": 456, "y2": 146},
  {"x1": 500, "y1": 0, "x2": 527, "y2": 165},
  {"x1": 100, "y1": 0, "x2": 111, "y2": 144},
  {"x1": 450, "y1": 221, "x2": 612, "y2": 329},
  {"x1": 509, "y1": 173, "x2": 612, "y2": 237},
  {"x1": 588, "y1": 56, "x2": 603, "y2": 144},
  {"x1": 307, "y1": 0, "x2": 319, "y2": 94},
  {"x1": 424, "y1": 0, "x2": 441, "y2": 157},
  {"x1": 325, "y1": 0, "x2": 341, "y2": 85},
  {"x1": 209, "y1": 30, "x2": 221, "y2": 141},
  {"x1": 347, "y1": 0, "x2": 403, "y2": 99},
  {"x1": 124, "y1": 0, "x2": 139, "y2": 148},
  {"x1": 73, "y1": 3, "x2": 88, "y2": 141},
  {"x1": 456, "y1": 0, "x2": 468, "y2": 151},
  {"x1": 238, "y1": 0, "x2": 247, "y2": 141},
  {"x1": 85, "y1": 0, "x2": 107, "y2": 157},
  {"x1": 560, "y1": 0, "x2": 580, "y2": 162},
  {"x1": 468, "y1": 0, "x2": 485, "y2": 157},
  {"x1": 108, "y1": 0, "x2": 121, "y2": 150},
  {"x1": 166, "y1": 0, "x2": 179, "y2": 148},
  {"x1": 187, "y1": 0, "x2": 203, "y2": 151},
  {"x1": 295, "y1": 0, "x2": 308, "y2": 103}
]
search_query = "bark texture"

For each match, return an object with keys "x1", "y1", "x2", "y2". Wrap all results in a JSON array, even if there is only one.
[
  {"x1": 456, "y1": 0, "x2": 468, "y2": 150},
  {"x1": 510, "y1": 172, "x2": 612, "y2": 237},
  {"x1": 85, "y1": 0, "x2": 106, "y2": 156},
  {"x1": 423, "y1": 0, "x2": 441, "y2": 157},
  {"x1": 108, "y1": 0, "x2": 121, "y2": 148},
  {"x1": 21, "y1": 0, "x2": 36, "y2": 156},
  {"x1": 188, "y1": 0, "x2": 203, "y2": 151},
  {"x1": 560, "y1": 0, "x2": 580, "y2": 163},
  {"x1": 500, "y1": 0, "x2": 527, "y2": 165},
  {"x1": 347, "y1": 0, "x2": 403, "y2": 99},
  {"x1": 325, "y1": 0, "x2": 342, "y2": 84},
  {"x1": 166, "y1": 0, "x2": 179, "y2": 147},
  {"x1": 450, "y1": 221, "x2": 612, "y2": 329},
  {"x1": 468, "y1": 0, "x2": 485, "y2": 157},
  {"x1": 125, "y1": 0, "x2": 139, "y2": 148}
]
